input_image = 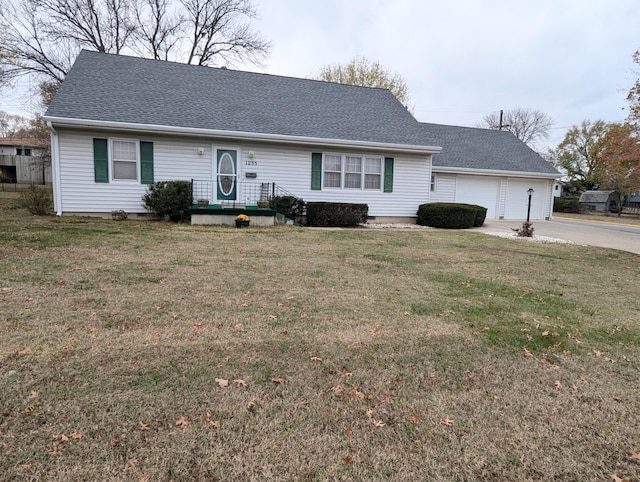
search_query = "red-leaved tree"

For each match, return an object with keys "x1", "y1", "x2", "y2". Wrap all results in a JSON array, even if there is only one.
[{"x1": 594, "y1": 123, "x2": 640, "y2": 196}]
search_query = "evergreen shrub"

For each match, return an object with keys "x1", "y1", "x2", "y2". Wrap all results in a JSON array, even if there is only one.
[
  {"x1": 142, "y1": 180, "x2": 192, "y2": 222},
  {"x1": 306, "y1": 202, "x2": 368, "y2": 227},
  {"x1": 416, "y1": 202, "x2": 480, "y2": 229}
]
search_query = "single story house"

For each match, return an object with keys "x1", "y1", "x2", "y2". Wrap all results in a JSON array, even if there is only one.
[
  {"x1": 43, "y1": 50, "x2": 559, "y2": 222},
  {"x1": 579, "y1": 190, "x2": 622, "y2": 213},
  {"x1": 0, "y1": 137, "x2": 52, "y2": 184}
]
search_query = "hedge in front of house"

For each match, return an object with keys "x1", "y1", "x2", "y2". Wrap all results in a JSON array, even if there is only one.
[
  {"x1": 306, "y1": 202, "x2": 368, "y2": 227},
  {"x1": 416, "y1": 202, "x2": 481, "y2": 229},
  {"x1": 459, "y1": 203, "x2": 488, "y2": 227},
  {"x1": 270, "y1": 195, "x2": 306, "y2": 220},
  {"x1": 142, "y1": 180, "x2": 192, "y2": 222}
]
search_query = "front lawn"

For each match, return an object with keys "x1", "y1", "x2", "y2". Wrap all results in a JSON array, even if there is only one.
[{"x1": 1, "y1": 192, "x2": 639, "y2": 480}]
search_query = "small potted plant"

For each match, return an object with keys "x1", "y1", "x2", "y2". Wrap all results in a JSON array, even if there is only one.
[
  {"x1": 197, "y1": 198, "x2": 209, "y2": 208},
  {"x1": 257, "y1": 199, "x2": 270, "y2": 209},
  {"x1": 235, "y1": 213, "x2": 250, "y2": 228}
]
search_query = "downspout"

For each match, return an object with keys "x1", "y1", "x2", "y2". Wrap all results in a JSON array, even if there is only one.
[{"x1": 46, "y1": 121, "x2": 62, "y2": 216}]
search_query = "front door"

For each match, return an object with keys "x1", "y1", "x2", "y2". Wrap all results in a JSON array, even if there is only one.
[{"x1": 216, "y1": 149, "x2": 237, "y2": 201}]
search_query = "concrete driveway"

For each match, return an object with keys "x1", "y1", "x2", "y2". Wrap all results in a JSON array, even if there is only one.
[{"x1": 474, "y1": 218, "x2": 640, "y2": 255}]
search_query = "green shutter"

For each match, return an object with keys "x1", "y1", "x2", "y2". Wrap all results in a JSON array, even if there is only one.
[
  {"x1": 311, "y1": 152, "x2": 322, "y2": 190},
  {"x1": 384, "y1": 157, "x2": 394, "y2": 192},
  {"x1": 93, "y1": 138, "x2": 109, "y2": 183},
  {"x1": 140, "y1": 141, "x2": 154, "y2": 184}
]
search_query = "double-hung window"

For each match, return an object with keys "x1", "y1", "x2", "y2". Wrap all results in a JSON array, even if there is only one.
[
  {"x1": 364, "y1": 157, "x2": 382, "y2": 190},
  {"x1": 323, "y1": 154, "x2": 342, "y2": 188},
  {"x1": 323, "y1": 154, "x2": 383, "y2": 190},
  {"x1": 111, "y1": 139, "x2": 138, "y2": 181}
]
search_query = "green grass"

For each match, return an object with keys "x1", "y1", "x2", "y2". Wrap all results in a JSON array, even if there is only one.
[{"x1": 1, "y1": 191, "x2": 640, "y2": 480}]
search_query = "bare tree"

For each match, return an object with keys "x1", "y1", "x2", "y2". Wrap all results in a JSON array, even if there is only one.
[
  {"x1": 0, "y1": 0, "x2": 270, "y2": 107},
  {"x1": 316, "y1": 56, "x2": 412, "y2": 111},
  {"x1": 131, "y1": 0, "x2": 183, "y2": 61},
  {"x1": 181, "y1": 0, "x2": 270, "y2": 66},
  {"x1": 479, "y1": 108, "x2": 554, "y2": 147}
]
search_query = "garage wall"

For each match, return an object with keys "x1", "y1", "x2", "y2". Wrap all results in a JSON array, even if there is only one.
[
  {"x1": 454, "y1": 175, "x2": 500, "y2": 219},
  {"x1": 503, "y1": 178, "x2": 552, "y2": 220},
  {"x1": 431, "y1": 171, "x2": 554, "y2": 220}
]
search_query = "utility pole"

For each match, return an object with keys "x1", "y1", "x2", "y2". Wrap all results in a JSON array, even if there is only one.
[{"x1": 498, "y1": 110, "x2": 509, "y2": 131}]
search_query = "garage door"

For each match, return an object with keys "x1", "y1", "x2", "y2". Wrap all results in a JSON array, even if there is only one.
[
  {"x1": 504, "y1": 179, "x2": 548, "y2": 220},
  {"x1": 455, "y1": 175, "x2": 500, "y2": 219}
]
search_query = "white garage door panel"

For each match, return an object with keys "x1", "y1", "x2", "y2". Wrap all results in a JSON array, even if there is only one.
[
  {"x1": 504, "y1": 179, "x2": 547, "y2": 220},
  {"x1": 455, "y1": 175, "x2": 499, "y2": 219}
]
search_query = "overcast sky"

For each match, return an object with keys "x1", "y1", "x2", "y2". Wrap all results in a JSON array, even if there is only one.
[{"x1": 2, "y1": 0, "x2": 638, "y2": 150}]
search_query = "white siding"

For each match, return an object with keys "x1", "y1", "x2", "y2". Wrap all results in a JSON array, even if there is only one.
[
  {"x1": 57, "y1": 129, "x2": 214, "y2": 214},
  {"x1": 430, "y1": 171, "x2": 554, "y2": 220},
  {"x1": 237, "y1": 145, "x2": 431, "y2": 217},
  {"x1": 430, "y1": 173, "x2": 456, "y2": 203},
  {"x1": 55, "y1": 130, "x2": 432, "y2": 217}
]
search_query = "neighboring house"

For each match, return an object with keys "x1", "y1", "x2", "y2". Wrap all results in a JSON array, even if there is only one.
[
  {"x1": 579, "y1": 190, "x2": 622, "y2": 213},
  {"x1": 424, "y1": 124, "x2": 559, "y2": 220},
  {"x1": 0, "y1": 137, "x2": 52, "y2": 184},
  {"x1": 43, "y1": 50, "x2": 559, "y2": 221}
]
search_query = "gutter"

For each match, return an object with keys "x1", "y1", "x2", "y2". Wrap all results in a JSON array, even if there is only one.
[
  {"x1": 46, "y1": 121, "x2": 62, "y2": 216},
  {"x1": 42, "y1": 116, "x2": 442, "y2": 155},
  {"x1": 432, "y1": 165, "x2": 559, "y2": 179}
]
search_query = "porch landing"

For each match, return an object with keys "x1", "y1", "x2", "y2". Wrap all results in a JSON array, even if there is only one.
[{"x1": 189, "y1": 205, "x2": 287, "y2": 226}]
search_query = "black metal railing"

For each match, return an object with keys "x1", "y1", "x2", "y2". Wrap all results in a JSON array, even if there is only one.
[{"x1": 191, "y1": 180, "x2": 298, "y2": 206}]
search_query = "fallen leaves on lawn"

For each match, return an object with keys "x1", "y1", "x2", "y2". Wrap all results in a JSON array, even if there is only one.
[
  {"x1": 309, "y1": 356, "x2": 322, "y2": 362},
  {"x1": 138, "y1": 422, "x2": 149, "y2": 431},
  {"x1": 215, "y1": 378, "x2": 229, "y2": 387},
  {"x1": 175, "y1": 416, "x2": 190, "y2": 428},
  {"x1": 629, "y1": 448, "x2": 640, "y2": 462},
  {"x1": 18, "y1": 347, "x2": 32, "y2": 355},
  {"x1": 204, "y1": 412, "x2": 220, "y2": 428},
  {"x1": 271, "y1": 377, "x2": 285, "y2": 385},
  {"x1": 246, "y1": 399, "x2": 258, "y2": 413},
  {"x1": 233, "y1": 379, "x2": 247, "y2": 387},
  {"x1": 441, "y1": 416, "x2": 454, "y2": 426},
  {"x1": 611, "y1": 473, "x2": 632, "y2": 482}
]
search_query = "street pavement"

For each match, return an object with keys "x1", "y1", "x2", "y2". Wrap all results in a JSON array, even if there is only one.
[{"x1": 474, "y1": 218, "x2": 640, "y2": 255}]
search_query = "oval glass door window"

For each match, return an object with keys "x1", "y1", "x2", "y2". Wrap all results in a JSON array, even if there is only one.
[{"x1": 218, "y1": 152, "x2": 235, "y2": 196}]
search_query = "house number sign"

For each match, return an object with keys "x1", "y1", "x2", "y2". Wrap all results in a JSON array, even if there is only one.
[{"x1": 245, "y1": 160, "x2": 257, "y2": 166}]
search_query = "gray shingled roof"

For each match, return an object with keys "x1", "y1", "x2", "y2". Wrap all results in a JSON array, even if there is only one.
[
  {"x1": 422, "y1": 123, "x2": 559, "y2": 175},
  {"x1": 579, "y1": 190, "x2": 617, "y2": 203},
  {"x1": 46, "y1": 50, "x2": 437, "y2": 149}
]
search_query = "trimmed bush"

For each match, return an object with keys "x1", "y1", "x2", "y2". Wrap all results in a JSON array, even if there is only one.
[
  {"x1": 270, "y1": 195, "x2": 306, "y2": 220},
  {"x1": 20, "y1": 185, "x2": 52, "y2": 215},
  {"x1": 553, "y1": 195, "x2": 583, "y2": 213},
  {"x1": 416, "y1": 202, "x2": 479, "y2": 229},
  {"x1": 459, "y1": 203, "x2": 487, "y2": 227},
  {"x1": 306, "y1": 202, "x2": 368, "y2": 227},
  {"x1": 142, "y1": 180, "x2": 192, "y2": 222}
]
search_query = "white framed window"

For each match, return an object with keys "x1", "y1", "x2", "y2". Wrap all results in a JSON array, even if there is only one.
[
  {"x1": 345, "y1": 156, "x2": 362, "y2": 188},
  {"x1": 111, "y1": 139, "x2": 138, "y2": 181},
  {"x1": 430, "y1": 174, "x2": 436, "y2": 192},
  {"x1": 323, "y1": 154, "x2": 342, "y2": 188},
  {"x1": 364, "y1": 157, "x2": 382, "y2": 190},
  {"x1": 323, "y1": 153, "x2": 383, "y2": 190}
]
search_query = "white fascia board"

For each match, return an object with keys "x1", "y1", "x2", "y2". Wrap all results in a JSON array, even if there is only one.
[
  {"x1": 43, "y1": 116, "x2": 442, "y2": 155},
  {"x1": 432, "y1": 165, "x2": 559, "y2": 179}
]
